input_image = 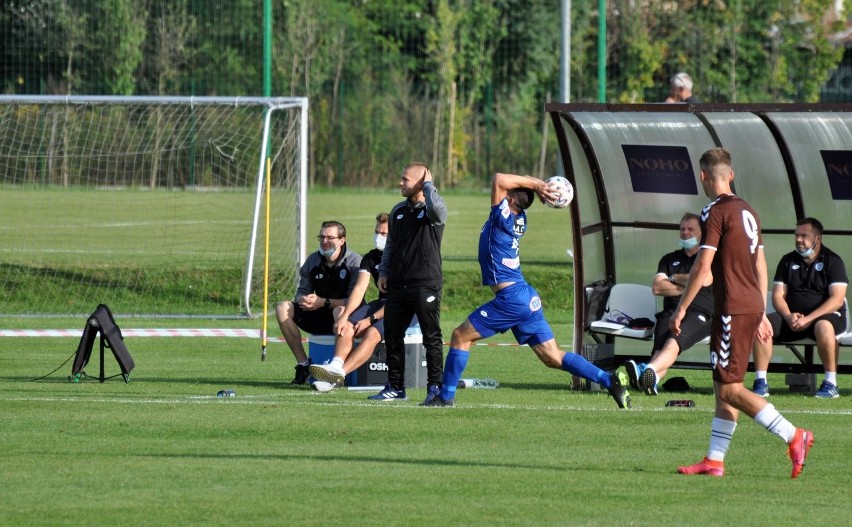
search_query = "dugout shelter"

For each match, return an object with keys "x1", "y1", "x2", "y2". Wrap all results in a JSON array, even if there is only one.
[{"x1": 545, "y1": 103, "x2": 852, "y2": 375}]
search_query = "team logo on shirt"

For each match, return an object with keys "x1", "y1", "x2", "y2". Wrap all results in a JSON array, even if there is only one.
[
  {"x1": 672, "y1": 260, "x2": 681, "y2": 268},
  {"x1": 339, "y1": 269, "x2": 347, "y2": 279},
  {"x1": 418, "y1": 210, "x2": 425, "y2": 219},
  {"x1": 815, "y1": 262, "x2": 824, "y2": 272},
  {"x1": 513, "y1": 216, "x2": 525, "y2": 237},
  {"x1": 529, "y1": 296, "x2": 542, "y2": 311}
]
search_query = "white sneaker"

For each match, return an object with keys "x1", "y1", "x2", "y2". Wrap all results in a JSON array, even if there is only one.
[
  {"x1": 312, "y1": 381, "x2": 338, "y2": 393},
  {"x1": 309, "y1": 362, "x2": 346, "y2": 384}
]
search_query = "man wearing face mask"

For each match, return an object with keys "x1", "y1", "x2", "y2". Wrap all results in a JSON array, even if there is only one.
[
  {"x1": 275, "y1": 220, "x2": 362, "y2": 385},
  {"x1": 752, "y1": 217, "x2": 848, "y2": 399},
  {"x1": 626, "y1": 212, "x2": 714, "y2": 395},
  {"x1": 310, "y1": 212, "x2": 391, "y2": 392}
]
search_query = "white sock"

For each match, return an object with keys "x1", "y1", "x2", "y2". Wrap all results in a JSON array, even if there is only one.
[
  {"x1": 754, "y1": 403, "x2": 796, "y2": 443},
  {"x1": 825, "y1": 371, "x2": 837, "y2": 385},
  {"x1": 707, "y1": 418, "x2": 737, "y2": 462},
  {"x1": 298, "y1": 360, "x2": 310, "y2": 366},
  {"x1": 755, "y1": 370, "x2": 767, "y2": 380},
  {"x1": 331, "y1": 357, "x2": 345, "y2": 368},
  {"x1": 646, "y1": 364, "x2": 658, "y2": 374}
]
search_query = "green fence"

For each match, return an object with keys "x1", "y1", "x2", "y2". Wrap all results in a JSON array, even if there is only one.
[{"x1": 2, "y1": 1, "x2": 849, "y2": 188}]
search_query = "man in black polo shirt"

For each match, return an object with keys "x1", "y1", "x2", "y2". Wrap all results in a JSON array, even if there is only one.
[
  {"x1": 275, "y1": 220, "x2": 362, "y2": 385},
  {"x1": 752, "y1": 217, "x2": 848, "y2": 399},
  {"x1": 626, "y1": 212, "x2": 714, "y2": 395},
  {"x1": 310, "y1": 212, "x2": 390, "y2": 392}
]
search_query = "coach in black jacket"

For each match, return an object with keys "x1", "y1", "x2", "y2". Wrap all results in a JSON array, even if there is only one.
[{"x1": 369, "y1": 162, "x2": 447, "y2": 402}]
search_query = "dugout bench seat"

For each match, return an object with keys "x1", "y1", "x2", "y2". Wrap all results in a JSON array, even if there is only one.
[{"x1": 587, "y1": 283, "x2": 851, "y2": 378}]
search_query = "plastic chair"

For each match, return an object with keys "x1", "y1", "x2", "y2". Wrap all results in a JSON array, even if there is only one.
[{"x1": 589, "y1": 283, "x2": 657, "y2": 340}]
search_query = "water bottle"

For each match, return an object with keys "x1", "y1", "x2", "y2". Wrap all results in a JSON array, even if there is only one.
[
  {"x1": 665, "y1": 399, "x2": 695, "y2": 407},
  {"x1": 457, "y1": 378, "x2": 499, "y2": 389},
  {"x1": 217, "y1": 389, "x2": 236, "y2": 398}
]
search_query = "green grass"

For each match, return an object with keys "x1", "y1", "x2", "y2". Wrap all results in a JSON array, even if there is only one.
[
  {"x1": 3, "y1": 187, "x2": 850, "y2": 525},
  {"x1": 1, "y1": 186, "x2": 573, "y2": 317},
  {"x1": 1, "y1": 335, "x2": 850, "y2": 526}
]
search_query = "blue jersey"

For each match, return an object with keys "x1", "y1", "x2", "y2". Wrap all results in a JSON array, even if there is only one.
[{"x1": 479, "y1": 198, "x2": 527, "y2": 286}]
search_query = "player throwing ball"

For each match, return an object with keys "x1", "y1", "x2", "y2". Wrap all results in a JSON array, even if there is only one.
[{"x1": 422, "y1": 172, "x2": 631, "y2": 409}]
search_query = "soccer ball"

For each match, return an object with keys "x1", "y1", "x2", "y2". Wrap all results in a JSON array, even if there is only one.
[{"x1": 544, "y1": 176, "x2": 574, "y2": 209}]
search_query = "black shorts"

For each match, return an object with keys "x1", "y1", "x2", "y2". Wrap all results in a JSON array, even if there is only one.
[
  {"x1": 653, "y1": 308, "x2": 712, "y2": 353},
  {"x1": 767, "y1": 310, "x2": 847, "y2": 342},
  {"x1": 347, "y1": 299, "x2": 385, "y2": 338},
  {"x1": 293, "y1": 305, "x2": 335, "y2": 335}
]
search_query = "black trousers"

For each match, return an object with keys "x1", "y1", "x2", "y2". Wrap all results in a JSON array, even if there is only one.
[{"x1": 384, "y1": 284, "x2": 444, "y2": 389}]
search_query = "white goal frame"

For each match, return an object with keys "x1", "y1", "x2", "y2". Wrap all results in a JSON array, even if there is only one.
[{"x1": 0, "y1": 95, "x2": 308, "y2": 318}]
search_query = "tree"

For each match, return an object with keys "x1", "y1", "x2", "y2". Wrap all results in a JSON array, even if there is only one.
[{"x1": 94, "y1": 0, "x2": 147, "y2": 95}]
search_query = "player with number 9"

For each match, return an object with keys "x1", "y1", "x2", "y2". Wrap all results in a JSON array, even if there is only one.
[{"x1": 669, "y1": 147, "x2": 814, "y2": 479}]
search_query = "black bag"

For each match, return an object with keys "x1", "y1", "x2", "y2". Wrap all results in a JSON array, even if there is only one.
[
  {"x1": 70, "y1": 304, "x2": 135, "y2": 383},
  {"x1": 583, "y1": 280, "x2": 613, "y2": 330}
]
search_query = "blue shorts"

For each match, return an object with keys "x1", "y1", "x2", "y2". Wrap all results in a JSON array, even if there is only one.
[{"x1": 468, "y1": 282, "x2": 554, "y2": 346}]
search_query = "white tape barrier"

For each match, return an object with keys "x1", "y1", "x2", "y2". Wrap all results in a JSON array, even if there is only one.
[{"x1": 0, "y1": 328, "x2": 526, "y2": 347}]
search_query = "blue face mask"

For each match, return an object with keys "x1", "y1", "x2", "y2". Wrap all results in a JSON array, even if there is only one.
[
  {"x1": 678, "y1": 236, "x2": 699, "y2": 250},
  {"x1": 796, "y1": 245, "x2": 815, "y2": 258},
  {"x1": 319, "y1": 245, "x2": 336, "y2": 258}
]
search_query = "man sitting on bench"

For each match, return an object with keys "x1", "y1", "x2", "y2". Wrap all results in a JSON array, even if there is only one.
[
  {"x1": 626, "y1": 213, "x2": 714, "y2": 395},
  {"x1": 751, "y1": 217, "x2": 848, "y2": 399}
]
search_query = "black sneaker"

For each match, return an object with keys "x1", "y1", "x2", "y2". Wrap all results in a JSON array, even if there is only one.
[
  {"x1": 422, "y1": 383, "x2": 441, "y2": 405},
  {"x1": 608, "y1": 370, "x2": 632, "y2": 409},
  {"x1": 625, "y1": 360, "x2": 645, "y2": 391},
  {"x1": 367, "y1": 384, "x2": 408, "y2": 401},
  {"x1": 290, "y1": 360, "x2": 312, "y2": 385},
  {"x1": 640, "y1": 367, "x2": 658, "y2": 396},
  {"x1": 420, "y1": 395, "x2": 455, "y2": 407}
]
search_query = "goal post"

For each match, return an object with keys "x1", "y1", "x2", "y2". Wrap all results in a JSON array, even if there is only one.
[
  {"x1": 243, "y1": 98, "x2": 309, "y2": 318},
  {"x1": 0, "y1": 95, "x2": 308, "y2": 318}
]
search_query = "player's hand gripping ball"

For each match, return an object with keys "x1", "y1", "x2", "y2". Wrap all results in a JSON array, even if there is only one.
[{"x1": 544, "y1": 176, "x2": 574, "y2": 209}]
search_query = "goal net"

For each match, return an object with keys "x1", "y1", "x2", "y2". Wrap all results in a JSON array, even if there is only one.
[{"x1": 0, "y1": 96, "x2": 308, "y2": 318}]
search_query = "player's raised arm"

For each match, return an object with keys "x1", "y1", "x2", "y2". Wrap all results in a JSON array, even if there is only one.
[{"x1": 491, "y1": 173, "x2": 553, "y2": 206}]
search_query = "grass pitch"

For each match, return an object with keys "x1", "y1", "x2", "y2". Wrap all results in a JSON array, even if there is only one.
[
  {"x1": 1, "y1": 331, "x2": 851, "y2": 526},
  {"x1": 1, "y1": 188, "x2": 850, "y2": 525}
]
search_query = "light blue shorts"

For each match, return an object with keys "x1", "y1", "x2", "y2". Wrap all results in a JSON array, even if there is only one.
[{"x1": 467, "y1": 282, "x2": 554, "y2": 346}]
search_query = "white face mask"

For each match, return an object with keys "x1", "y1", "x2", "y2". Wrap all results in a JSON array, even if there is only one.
[
  {"x1": 374, "y1": 234, "x2": 387, "y2": 251},
  {"x1": 678, "y1": 236, "x2": 699, "y2": 250},
  {"x1": 796, "y1": 245, "x2": 815, "y2": 258}
]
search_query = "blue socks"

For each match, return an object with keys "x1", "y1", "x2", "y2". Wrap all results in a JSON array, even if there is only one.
[
  {"x1": 440, "y1": 347, "x2": 469, "y2": 400},
  {"x1": 561, "y1": 352, "x2": 611, "y2": 389}
]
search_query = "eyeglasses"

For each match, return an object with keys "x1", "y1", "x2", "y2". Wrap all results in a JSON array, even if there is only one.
[{"x1": 316, "y1": 235, "x2": 340, "y2": 242}]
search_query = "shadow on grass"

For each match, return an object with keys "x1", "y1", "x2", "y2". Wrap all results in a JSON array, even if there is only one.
[
  {"x1": 3, "y1": 375, "x2": 718, "y2": 397},
  {"x1": 0, "y1": 375, "x2": 292, "y2": 390},
  {"x1": 139, "y1": 451, "x2": 571, "y2": 473}
]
